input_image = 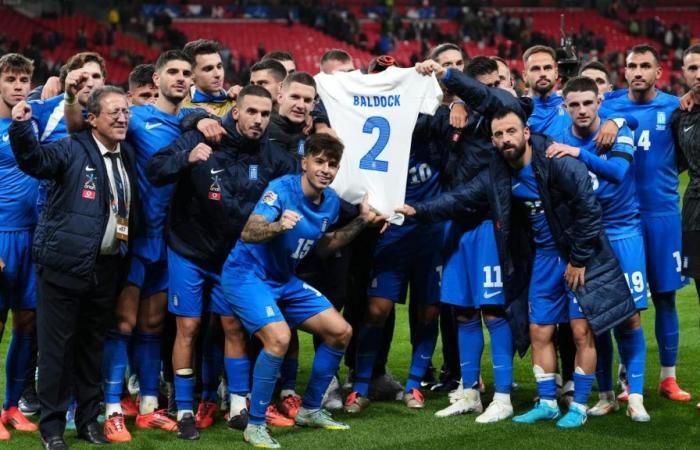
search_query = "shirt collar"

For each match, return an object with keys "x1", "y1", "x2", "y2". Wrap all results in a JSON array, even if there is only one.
[{"x1": 92, "y1": 132, "x2": 121, "y2": 156}]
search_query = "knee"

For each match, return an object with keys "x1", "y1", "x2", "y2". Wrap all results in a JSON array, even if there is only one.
[
  {"x1": 482, "y1": 306, "x2": 505, "y2": 321},
  {"x1": 366, "y1": 299, "x2": 392, "y2": 327},
  {"x1": 263, "y1": 327, "x2": 291, "y2": 356},
  {"x1": 327, "y1": 321, "x2": 352, "y2": 350},
  {"x1": 529, "y1": 325, "x2": 552, "y2": 348},
  {"x1": 12, "y1": 310, "x2": 36, "y2": 334},
  {"x1": 176, "y1": 319, "x2": 201, "y2": 344},
  {"x1": 572, "y1": 323, "x2": 594, "y2": 347},
  {"x1": 115, "y1": 313, "x2": 136, "y2": 333}
]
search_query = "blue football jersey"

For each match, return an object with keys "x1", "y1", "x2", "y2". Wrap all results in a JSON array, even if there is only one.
[
  {"x1": 0, "y1": 118, "x2": 38, "y2": 231},
  {"x1": 127, "y1": 104, "x2": 198, "y2": 240},
  {"x1": 229, "y1": 174, "x2": 340, "y2": 282},
  {"x1": 511, "y1": 162, "x2": 557, "y2": 251},
  {"x1": 602, "y1": 89, "x2": 680, "y2": 217},
  {"x1": 404, "y1": 134, "x2": 441, "y2": 205},
  {"x1": 29, "y1": 94, "x2": 68, "y2": 144},
  {"x1": 527, "y1": 93, "x2": 571, "y2": 136},
  {"x1": 556, "y1": 121, "x2": 640, "y2": 240}
]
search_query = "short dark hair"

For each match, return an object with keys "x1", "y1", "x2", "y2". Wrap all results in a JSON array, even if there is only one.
[
  {"x1": 523, "y1": 45, "x2": 556, "y2": 66},
  {"x1": 429, "y1": 43, "x2": 462, "y2": 61},
  {"x1": 562, "y1": 76, "x2": 599, "y2": 98},
  {"x1": 491, "y1": 106, "x2": 526, "y2": 129},
  {"x1": 128, "y1": 64, "x2": 155, "y2": 90},
  {"x1": 0, "y1": 53, "x2": 34, "y2": 76},
  {"x1": 237, "y1": 84, "x2": 272, "y2": 105},
  {"x1": 262, "y1": 51, "x2": 295, "y2": 63},
  {"x1": 320, "y1": 49, "x2": 352, "y2": 65},
  {"x1": 86, "y1": 85, "x2": 126, "y2": 116},
  {"x1": 61, "y1": 52, "x2": 106, "y2": 87},
  {"x1": 683, "y1": 44, "x2": 700, "y2": 61},
  {"x1": 627, "y1": 44, "x2": 660, "y2": 64},
  {"x1": 282, "y1": 71, "x2": 316, "y2": 91},
  {"x1": 579, "y1": 61, "x2": 610, "y2": 82},
  {"x1": 304, "y1": 132, "x2": 344, "y2": 162},
  {"x1": 250, "y1": 59, "x2": 287, "y2": 82},
  {"x1": 155, "y1": 50, "x2": 194, "y2": 72},
  {"x1": 465, "y1": 56, "x2": 498, "y2": 78},
  {"x1": 182, "y1": 39, "x2": 221, "y2": 66}
]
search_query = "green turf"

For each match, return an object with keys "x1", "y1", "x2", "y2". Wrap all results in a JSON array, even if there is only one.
[
  {"x1": 0, "y1": 172, "x2": 696, "y2": 448},
  {"x1": 0, "y1": 283, "x2": 698, "y2": 449}
]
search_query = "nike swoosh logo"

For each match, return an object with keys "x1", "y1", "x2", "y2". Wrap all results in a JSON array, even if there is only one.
[
  {"x1": 420, "y1": 355, "x2": 431, "y2": 360},
  {"x1": 1, "y1": 133, "x2": 8, "y2": 142},
  {"x1": 86, "y1": 166, "x2": 96, "y2": 172},
  {"x1": 460, "y1": 362, "x2": 470, "y2": 367},
  {"x1": 211, "y1": 168, "x2": 224, "y2": 174},
  {"x1": 145, "y1": 122, "x2": 162, "y2": 130},
  {"x1": 259, "y1": 401, "x2": 267, "y2": 406},
  {"x1": 493, "y1": 365, "x2": 504, "y2": 369},
  {"x1": 484, "y1": 291, "x2": 502, "y2": 299},
  {"x1": 630, "y1": 374, "x2": 643, "y2": 378},
  {"x1": 633, "y1": 295, "x2": 643, "y2": 302},
  {"x1": 684, "y1": 125, "x2": 694, "y2": 133},
  {"x1": 511, "y1": 182, "x2": 521, "y2": 191}
]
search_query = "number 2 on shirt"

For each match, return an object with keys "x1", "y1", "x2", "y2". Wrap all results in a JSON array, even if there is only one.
[{"x1": 359, "y1": 116, "x2": 390, "y2": 172}]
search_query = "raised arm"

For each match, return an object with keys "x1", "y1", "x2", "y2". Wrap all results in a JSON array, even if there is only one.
[
  {"x1": 9, "y1": 101, "x2": 70, "y2": 179},
  {"x1": 240, "y1": 210, "x2": 300, "y2": 243},
  {"x1": 316, "y1": 194, "x2": 385, "y2": 258}
]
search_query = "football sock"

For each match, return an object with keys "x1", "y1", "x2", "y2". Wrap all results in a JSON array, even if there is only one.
[
  {"x1": 225, "y1": 356, "x2": 251, "y2": 396},
  {"x1": 573, "y1": 367, "x2": 595, "y2": 406},
  {"x1": 534, "y1": 365, "x2": 557, "y2": 401},
  {"x1": 457, "y1": 318, "x2": 484, "y2": 390},
  {"x1": 353, "y1": 324, "x2": 383, "y2": 397},
  {"x1": 105, "y1": 402, "x2": 122, "y2": 416},
  {"x1": 660, "y1": 366, "x2": 676, "y2": 379},
  {"x1": 174, "y1": 369, "x2": 194, "y2": 417},
  {"x1": 134, "y1": 331, "x2": 161, "y2": 403},
  {"x1": 249, "y1": 350, "x2": 283, "y2": 425},
  {"x1": 102, "y1": 330, "x2": 131, "y2": 406},
  {"x1": 405, "y1": 320, "x2": 438, "y2": 392},
  {"x1": 201, "y1": 327, "x2": 224, "y2": 402},
  {"x1": 594, "y1": 331, "x2": 614, "y2": 393},
  {"x1": 486, "y1": 317, "x2": 513, "y2": 394},
  {"x1": 302, "y1": 344, "x2": 344, "y2": 410},
  {"x1": 3, "y1": 330, "x2": 33, "y2": 409},
  {"x1": 279, "y1": 357, "x2": 299, "y2": 393},
  {"x1": 652, "y1": 291, "x2": 679, "y2": 367},
  {"x1": 616, "y1": 327, "x2": 646, "y2": 395}
]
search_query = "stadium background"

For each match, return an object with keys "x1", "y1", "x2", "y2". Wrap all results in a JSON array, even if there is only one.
[{"x1": 0, "y1": 0, "x2": 698, "y2": 448}]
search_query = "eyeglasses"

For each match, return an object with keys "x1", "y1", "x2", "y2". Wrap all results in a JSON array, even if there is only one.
[{"x1": 103, "y1": 108, "x2": 130, "y2": 120}]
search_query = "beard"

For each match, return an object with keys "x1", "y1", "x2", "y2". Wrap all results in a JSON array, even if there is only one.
[
  {"x1": 499, "y1": 140, "x2": 526, "y2": 163},
  {"x1": 531, "y1": 79, "x2": 554, "y2": 96}
]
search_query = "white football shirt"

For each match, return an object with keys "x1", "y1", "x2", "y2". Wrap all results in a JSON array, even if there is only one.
[{"x1": 315, "y1": 67, "x2": 442, "y2": 224}]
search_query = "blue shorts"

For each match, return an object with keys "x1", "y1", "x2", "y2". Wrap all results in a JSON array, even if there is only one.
[
  {"x1": 610, "y1": 234, "x2": 648, "y2": 310},
  {"x1": 0, "y1": 230, "x2": 36, "y2": 311},
  {"x1": 367, "y1": 222, "x2": 442, "y2": 305},
  {"x1": 167, "y1": 248, "x2": 230, "y2": 317},
  {"x1": 641, "y1": 214, "x2": 687, "y2": 293},
  {"x1": 222, "y1": 267, "x2": 332, "y2": 334},
  {"x1": 127, "y1": 255, "x2": 168, "y2": 299},
  {"x1": 441, "y1": 220, "x2": 505, "y2": 309},
  {"x1": 528, "y1": 250, "x2": 585, "y2": 325}
]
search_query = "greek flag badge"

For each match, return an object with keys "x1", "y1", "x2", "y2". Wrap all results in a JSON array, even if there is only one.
[
  {"x1": 656, "y1": 111, "x2": 666, "y2": 131},
  {"x1": 249, "y1": 164, "x2": 258, "y2": 180}
]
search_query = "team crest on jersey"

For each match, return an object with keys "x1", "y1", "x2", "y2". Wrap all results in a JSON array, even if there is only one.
[
  {"x1": 320, "y1": 218, "x2": 329, "y2": 232},
  {"x1": 249, "y1": 164, "x2": 258, "y2": 180},
  {"x1": 81, "y1": 173, "x2": 97, "y2": 200},
  {"x1": 208, "y1": 175, "x2": 222, "y2": 201},
  {"x1": 262, "y1": 190, "x2": 277, "y2": 206},
  {"x1": 656, "y1": 111, "x2": 666, "y2": 131}
]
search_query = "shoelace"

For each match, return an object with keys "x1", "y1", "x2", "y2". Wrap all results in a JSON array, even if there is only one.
[{"x1": 411, "y1": 389, "x2": 425, "y2": 402}]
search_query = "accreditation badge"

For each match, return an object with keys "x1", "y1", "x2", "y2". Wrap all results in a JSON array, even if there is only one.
[{"x1": 116, "y1": 216, "x2": 129, "y2": 241}]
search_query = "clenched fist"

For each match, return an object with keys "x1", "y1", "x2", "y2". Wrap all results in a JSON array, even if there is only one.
[
  {"x1": 277, "y1": 210, "x2": 301, "y2": 232},
  {"x1": 64, "y1": 69, "x2": 90, "y2": 98},
  {"x1": 12, "y1": 101, "x2": 32, "y2": 121},
  {"x1": 188, "y1": 143, "x2": 213, "y2": 163}
]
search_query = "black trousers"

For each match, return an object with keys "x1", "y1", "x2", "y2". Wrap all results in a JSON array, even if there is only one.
[{"x1": 36, "y1": 257, "x2": 122, "y2": 438}]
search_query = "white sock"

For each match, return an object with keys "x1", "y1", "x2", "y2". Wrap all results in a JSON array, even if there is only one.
[
  {"x1": 629, "y1": 393, "x2": 644, "y2": 403},
  {"x1": 599, "y1": 390, "x2": 614, "y2": 400},
  {"x1": 105, "y1": 402, "x2": 122, "y2": 416},
  {"x1": 280, "y1": 389, "x2": 297, "y2": 399},
  {"x1": 177, "y1": 409, "x2": 193, "y2": 421},
  {"x1": 493, "y1": 392, "x2": 511, "y2": 405},
  {"x1": 660, "y1": 366, "x2": 676, "y2": 380},
  {"x1": 540, "y1": 398, "x2": 557, "y2": 408},
  {"x1": 139, "y1": 395, "x2": 158, "y2": 415},
  {"x1": 230, "y1": 394, "x2": 247, "y2": 415},
  {"x1": 570, "y1": 401, "x2": 587, "y2": 411}
]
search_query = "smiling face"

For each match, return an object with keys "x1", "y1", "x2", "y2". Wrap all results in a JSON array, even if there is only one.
[
  {"x1": 302, "y1": 150, "x2": 340, "y2": 191},
  {"x1": 87, "y1": 93, "x2": 129, "y2": 147},
  {"x1": 277, "y1": 81, "x2": 316, "y2": 124},
  {"x1": 625, "y1": 51, "x2": 661, "y2": 94}
]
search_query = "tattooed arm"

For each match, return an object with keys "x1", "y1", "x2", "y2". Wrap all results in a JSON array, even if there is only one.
[
  {"x1": 240, "y1": 210, "x2": 301, "y2": 243},
  {"x1": 316, "y1": 194, "x2": 387, "y2": 258}
]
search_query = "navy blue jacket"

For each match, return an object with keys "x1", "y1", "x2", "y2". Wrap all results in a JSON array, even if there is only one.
[
  {"x1": 9, "y1": 120, "x2": 139, "y2": 285},
  {"x1": 146, "y1": 113, "x2": 297, "y2": 272},
  {"x1": 415, "y1": 133, "x2": 636, "y2": 354}
]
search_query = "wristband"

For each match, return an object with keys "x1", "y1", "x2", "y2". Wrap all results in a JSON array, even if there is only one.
[{"x1": 64, "y1": 93, "x2": 77, "y2": 106}]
